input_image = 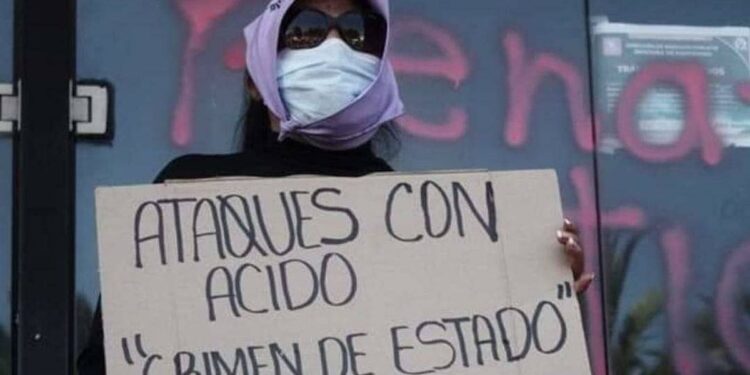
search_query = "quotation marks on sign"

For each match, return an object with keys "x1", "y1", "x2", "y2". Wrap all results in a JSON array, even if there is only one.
[
  {"x1": 557, "y1": 281, "x2": 573, "y2": 300},
  {"x1": 121, "y1": 334, "x2": 163, "y2": 374}
]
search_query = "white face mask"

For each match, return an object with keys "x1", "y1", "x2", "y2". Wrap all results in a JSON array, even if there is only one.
[{"x1": 277, "y1": 38, "x2": 380, "y2": 126}]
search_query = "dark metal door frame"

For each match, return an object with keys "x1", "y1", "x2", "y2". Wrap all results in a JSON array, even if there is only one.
[{"x1": 11, "y1": 0, "x2": 77, "y2": 373}]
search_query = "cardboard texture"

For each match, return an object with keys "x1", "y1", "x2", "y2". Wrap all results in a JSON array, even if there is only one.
[{"x1": 95, "y1": 169, "x2": 592, "y2": 374}]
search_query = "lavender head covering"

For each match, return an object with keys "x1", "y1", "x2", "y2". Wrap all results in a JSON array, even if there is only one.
[{"x1": 243, "y1": 0, "x2": 404, "y2": 150}]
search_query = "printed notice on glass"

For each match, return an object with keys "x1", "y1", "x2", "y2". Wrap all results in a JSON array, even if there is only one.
[
  {"x1": 592, "y1": 21, "x2": 750, "y2": 149},
  {"x1": 95, "y1": 170, "x2": 591, "y2": 375}
]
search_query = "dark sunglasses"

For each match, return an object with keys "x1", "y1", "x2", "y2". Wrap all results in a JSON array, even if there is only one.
[{"x1": 278, "y1": 6, "x2": 387, "y2": 57}]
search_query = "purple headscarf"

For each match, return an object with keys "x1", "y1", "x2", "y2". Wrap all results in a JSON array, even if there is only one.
[{"x1": 243, "y1": 0, "x2": 404, "y2": 150}]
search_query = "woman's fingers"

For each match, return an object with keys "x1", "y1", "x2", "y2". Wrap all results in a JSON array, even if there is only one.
[
  {"x1": 556, "y1": 229, "x2": 579, "y2": 245},
  {"x1": 575, "y1": 273, "x2": 595, "y2": 294},
  {"x1": 557, "y1": 219, "x2": 589, "y2": 292},
  {"x1": 556, "y1": 229, "x2": 583, "y2": 278},
  {"x1": 563, "y1": 218, "x2": 579, "y2": 234},
  {"x1": 565, "y1": 236, "x2": 584, "y2": 279}
]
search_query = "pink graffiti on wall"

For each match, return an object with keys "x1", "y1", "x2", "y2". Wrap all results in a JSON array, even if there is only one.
[
  {"x1": 615, "y1": 62, "x2": 723, "y2": 165},
  {"x1": 660, "y1": 227, "x2": 702, "y2": 375},
  {"x1": 500, "y1": 32, "x2": 744, "y2": 166},
  {"x1": 657, "y1": 228, "x2": 750, "y2": 373},
  {"x1": 223, "y1": 38, "x2": 247, "y2": 71},
  {"x1": 166, "y1": 3, "x2": 750, "y2": 372},
  {"x1": 503, "y1": 31, "x2": 596, "y2": 152},
  {"x1": 171, "y1": 0, "x2": 250, "y2": 146},
  {"x1": 716, "y1": 240, "x2": 750, "y2": 370},
  {"x1": 390, "y1": 18, "x2": 471, "y2": 141},
  {"x1": 739, "y1": 82, "x2": 750, "y2": 103}
]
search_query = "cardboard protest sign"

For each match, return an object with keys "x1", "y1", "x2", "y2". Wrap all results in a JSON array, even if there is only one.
[{"x1": 95, "y1": 169, "x2": 591, "y2": 375}]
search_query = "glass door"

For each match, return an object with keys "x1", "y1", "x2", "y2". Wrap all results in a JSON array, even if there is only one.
[{"x1": 589, "y1": 0, "x2": 750, "y2": 373}]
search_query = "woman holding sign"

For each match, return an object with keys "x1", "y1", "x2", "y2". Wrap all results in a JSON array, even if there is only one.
[{"x1": 77, "y1": 0, "x2": 594, "y2": 372}]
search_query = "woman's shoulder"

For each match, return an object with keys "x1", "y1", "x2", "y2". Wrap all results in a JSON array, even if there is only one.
[
  {"x1": 153, "y1": 148, "x2": 394, "y2": 183},
  {"x1": 153, "y1": 153, "x2": 259, "y2": 183}
]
